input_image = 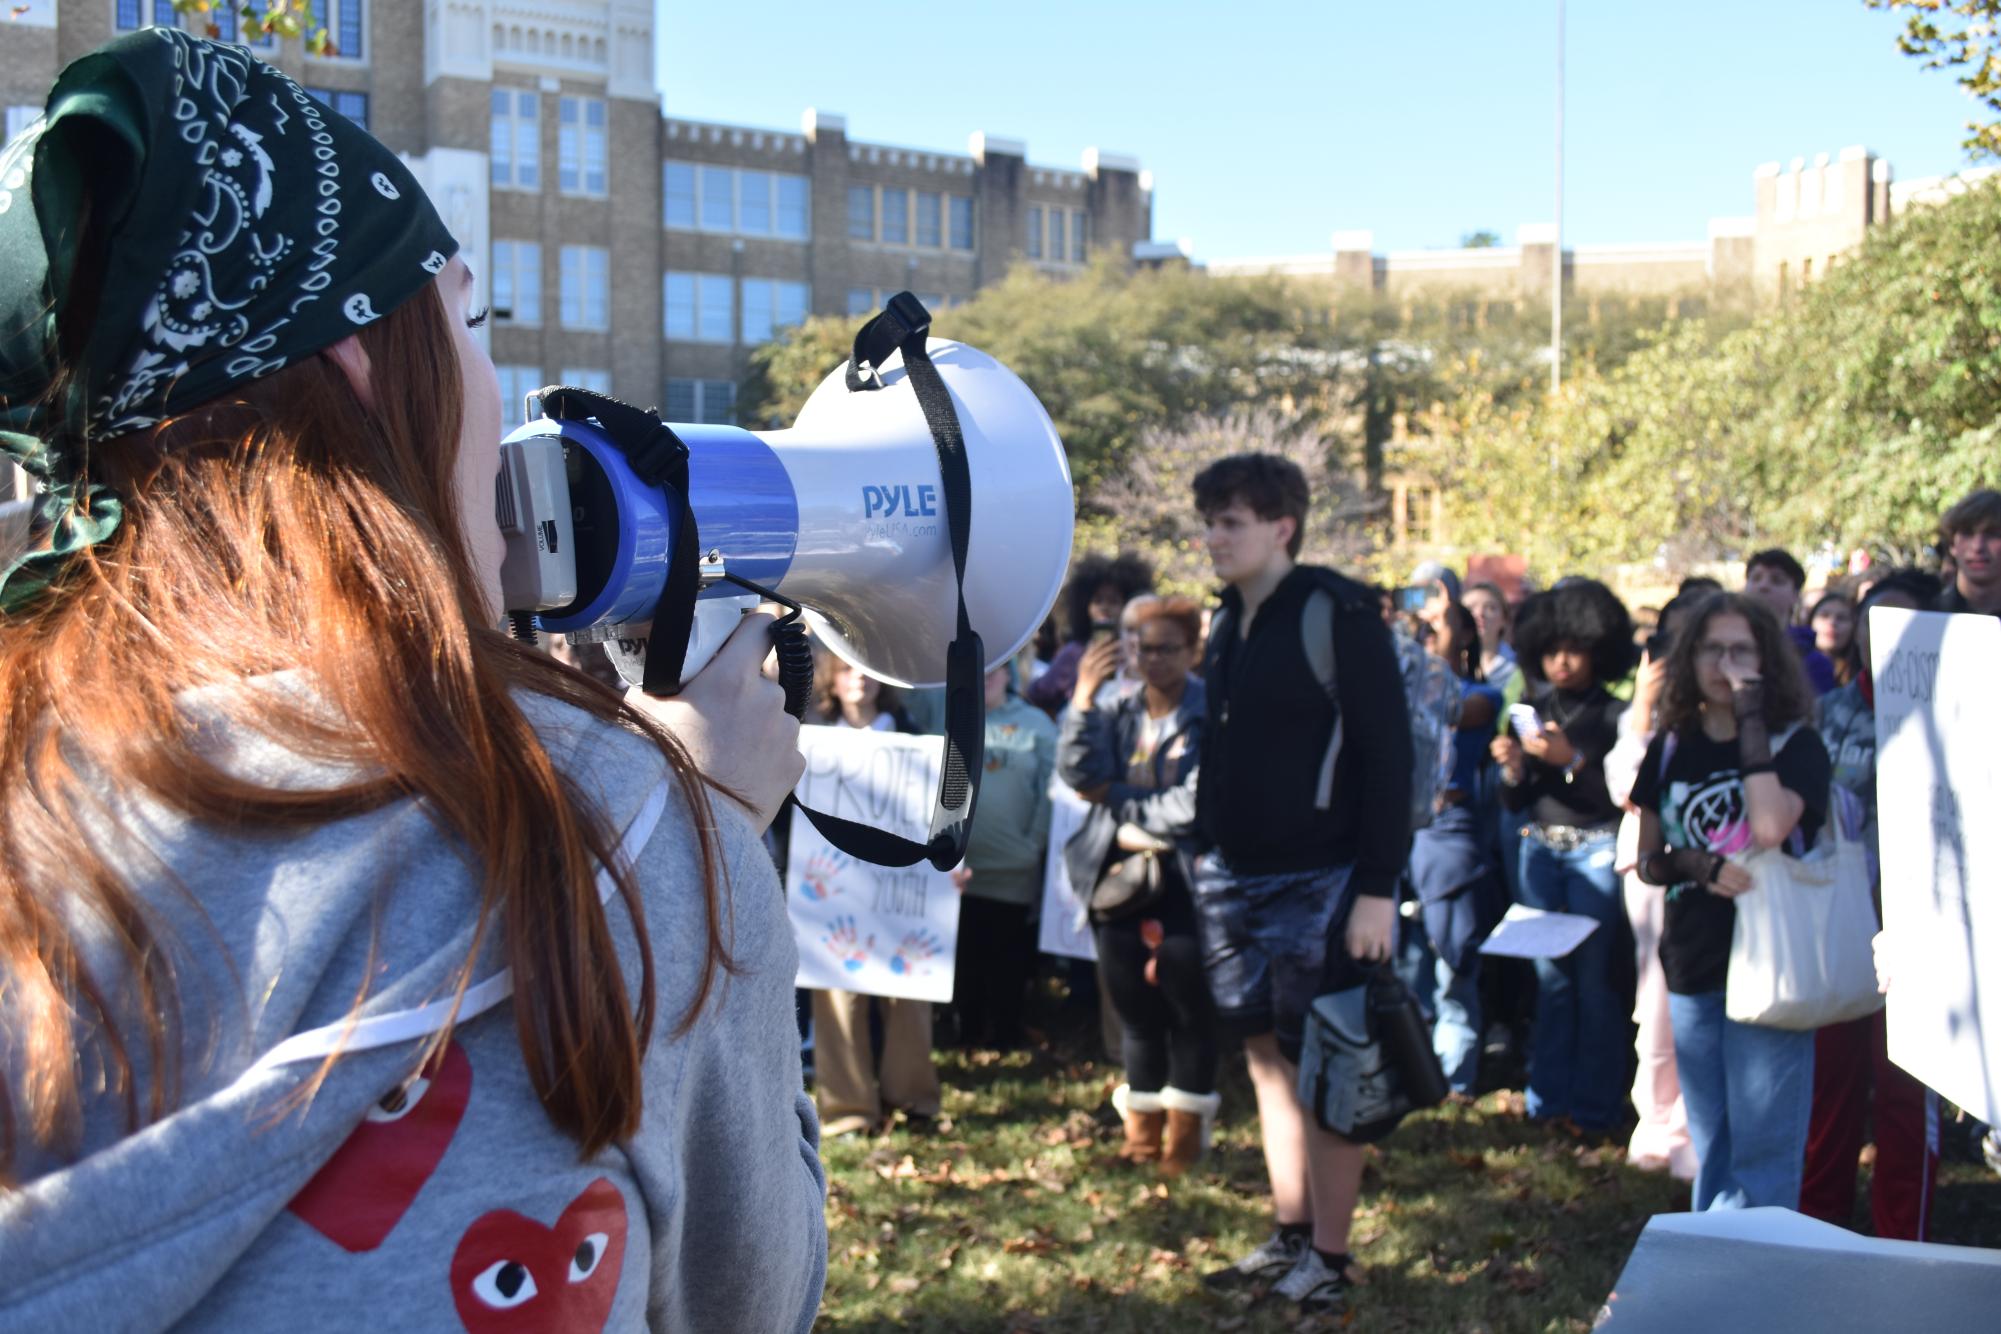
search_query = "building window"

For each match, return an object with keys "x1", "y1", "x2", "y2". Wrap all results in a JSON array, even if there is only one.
[
  {"x1": 1072, "y1": 210, "x2": 1088, "y2": 262},
  {"x1": 303, "y1": 87, "x2": 369, "y2": 131},
  {"x1": 560, "y1": 368, "x2": 611, "y2": 395},
  {"x1": 689, "y1": 167, "x2": 812, "y2": 240},
  {"x1": 664, "y1": 272, "x2": 733, "y2": 344},
  {"x1": 489, "y1": 240, "x2": 541, "y2": 326},
  {"x1": 495, "y1": 365, "x2": 543, "y2": 435},
  {"x1": 880, "y1": 188, "x2": 908, "y2": 245},
  {"x1": 559, "y1": 245, "x2": 609, "y2": 330},
  {"x1": 663, "y1": 162, "x2": 696, "y2": 229},
  {"x1": 847, "y1": 186, "x2": 874, "y2": 241},
  {"x1": 741, "y1": 279, "x2": 809, "y2": 345},
  {"x1": 847, "y1": 287, "x2": 875, "y2": 317},
  {"x1": 1025, "y1": 205, "x2": 1043, "y2": 259},
  {"x1": 667, "y1": 378, "x2": 736, "y2": 426},
  {"x1": 698, "y1": 164, "x2": 731, "y2": 230},
  {"x1": 491, "y1": 89, "x2": 539, "y2": 191},
  {"x1": 117, "y1": 1, "x2": 181, "y2": 30},
  {"x1": 949, "y1": 196, "x2": 974, "y2": 251},
  {"x1": 915, "y1": 192, "x2": 942, "y2": 249},
  {"x1": 739, "y1": 170, "x2": 772, "y2": 235},
  {"x1": 1047, "y1": 209, "x2": 1067, "y2": 263},
  {"x1": 558, "y1": 96, "x2": 607, "y2": 197},
  {"x1": 308, "y1": 1, "x2": 366, "y2": 61},
  {"x1": 776, "y1": 175, "x2": 810, "y2": 239}
]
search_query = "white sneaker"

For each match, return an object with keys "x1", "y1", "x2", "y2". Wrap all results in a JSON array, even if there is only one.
[
  {"x1": 1269, "y1": 1245, "x2": 1354, "y2": 1314},
  {"x1": 1201, "y1": 1228, "x2": 1307, "y2": 1291}
]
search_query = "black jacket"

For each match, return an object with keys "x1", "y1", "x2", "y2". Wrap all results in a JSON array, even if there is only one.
[
  {"x1": 1056, "y1": 678, "x2": 1205, "y2": 899},
  {"x1": 1195, "y1": 565, "x2": 1414, "y2": 898}
]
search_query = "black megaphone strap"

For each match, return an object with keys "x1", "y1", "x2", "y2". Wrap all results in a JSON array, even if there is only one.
[
  {"x1": 537, "y1": 386, "x2": 704, "y2": 699},
  {"x1": 794, "y1": 293, "x2": 984, "y2": 871}
]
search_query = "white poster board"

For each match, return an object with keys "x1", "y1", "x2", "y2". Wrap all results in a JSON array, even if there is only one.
[
  {"x1": 1037, "y1": 781, "x2": 1097, "y2": 962},
  {"x1": 1870, "y1": 607, "x2": 2000, "y2": 1124},
  {"x1": 786, "y1": 725, "x2": 960, "y2": 1004}
]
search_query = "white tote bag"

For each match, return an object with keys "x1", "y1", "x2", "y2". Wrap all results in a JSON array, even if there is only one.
[{"x1": 1725, "y1": 787, "x2": 1883, "y2": 1030}]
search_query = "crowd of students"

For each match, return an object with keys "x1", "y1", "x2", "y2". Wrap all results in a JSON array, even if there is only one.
[
  {"x1": 6, "y1": 32, "x2": 1999, "y2": 1327},
  {"x1": 795, "y1": 471, "x2": 2001, "y2": 1315}
]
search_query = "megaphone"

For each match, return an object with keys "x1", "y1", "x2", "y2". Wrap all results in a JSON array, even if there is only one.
[{"x1": 495, "y1": 334, "x2": 1073, "y2": 692}]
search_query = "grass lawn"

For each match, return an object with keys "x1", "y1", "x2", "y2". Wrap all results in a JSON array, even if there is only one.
[{"x1": 813, "y1": 993, "x2": 2001, "y2": 1333}]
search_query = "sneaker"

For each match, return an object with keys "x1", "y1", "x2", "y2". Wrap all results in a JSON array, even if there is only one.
[
  {"x1": 1269, "y1": 1246, "x2": 1354, "y2": 1314},
  {"x1": 1201, "y1": 1228, "x2": 1308, "y2": 1291}
]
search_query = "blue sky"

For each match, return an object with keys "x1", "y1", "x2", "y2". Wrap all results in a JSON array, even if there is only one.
[{"x1": 657, "y1": 0, "x2": 1980, "y2": 261}]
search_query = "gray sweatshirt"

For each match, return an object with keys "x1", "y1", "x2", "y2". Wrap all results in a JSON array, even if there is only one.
[{"x1": 0, "y1": 686, "x2": 826, "y2": 1333}]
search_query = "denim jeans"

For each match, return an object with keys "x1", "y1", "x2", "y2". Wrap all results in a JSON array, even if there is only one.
[
  {"x1": 1668, "y1": 990, "x2": 1816, "y2": 1211},
  {"x1": 1396, "y1": 911, "x2": 1482, "y2": 1094},
  {"x1": 1516, "y1": 830, "x2": 1630, "y2": 1129}
]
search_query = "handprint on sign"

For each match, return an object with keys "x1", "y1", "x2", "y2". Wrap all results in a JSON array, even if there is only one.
[
  {"x1": 821, "y1": 915, "x2": 873, "y2": 973},
  {"x1": 889, "y1": 929, "x2": 942, "y2": 976},
  {"x1": 798, "y1": 849, "x2": 851, "y2": 902}
]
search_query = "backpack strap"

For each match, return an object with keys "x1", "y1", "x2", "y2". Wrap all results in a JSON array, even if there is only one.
[{"x1": 1301, "y1": 587, "x2": 1343, "y2": 810}]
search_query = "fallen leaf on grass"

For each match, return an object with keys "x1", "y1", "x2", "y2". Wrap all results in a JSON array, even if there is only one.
[
  {"x1": 1493, "y1": 1265, "x2": 1546, "y2": 1293},
  {"x1": 1002, "y1": 1232, "x2": 1058, "y2": 1255},
  {"x1": 887, "y1": 1276, "x2": 921, "y2": 1294}
]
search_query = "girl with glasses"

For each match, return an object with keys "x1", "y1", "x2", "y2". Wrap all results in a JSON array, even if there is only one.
[
  {"x1": 1631, "y1": 593, "x2": 1832, "y2": 1211},
  {"x1": 1059, "y1": 596, "x2": 1219, "y2": 1175}
]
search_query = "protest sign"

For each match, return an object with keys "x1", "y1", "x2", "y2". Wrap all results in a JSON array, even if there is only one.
[
  {"x1": 1870, "y1": 607, "x2": 2000, "y2": 1124},
  {"x1": 1037, "y1": 781, "x2": 1097, "y2": 962},
  {"x1": 787, "y1": 725, "x2": 960, "y2": 1004}
]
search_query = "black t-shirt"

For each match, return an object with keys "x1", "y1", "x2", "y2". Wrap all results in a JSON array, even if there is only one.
[{"x1": 1631, "y1": 723, "x2": 1832, "y2": 996}]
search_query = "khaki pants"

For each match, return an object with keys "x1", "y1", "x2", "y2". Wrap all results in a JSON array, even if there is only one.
[{"x1": 811, "y1": 989, "x2": 941, "y2": 1130}]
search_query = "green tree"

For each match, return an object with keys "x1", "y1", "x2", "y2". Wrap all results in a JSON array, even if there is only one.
[
  {"x1": 739, "y1": 262, "x2": 1367, "y2": 498},
  {"x1": 1416, "y1": 177, "x2": 2001, "y2": 577},
  {"x1": 171, "y1": 2, "x2": 334, "y2": 54},
  {"x1": 1460, "y1": 230, "x2": 1502, "y2": 249},
  {"x1": 1868, "y1": 0, "x2": 2001, "y2": 158}
]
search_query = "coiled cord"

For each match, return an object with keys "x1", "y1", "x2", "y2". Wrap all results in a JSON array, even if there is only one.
[{"x1": 722, "y1": 572, "x2": 812, "y2": 720}]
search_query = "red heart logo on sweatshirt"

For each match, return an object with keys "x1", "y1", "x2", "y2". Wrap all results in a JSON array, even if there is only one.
[
  {"x1": 287, "y1": 1039, "x2": 473, "y2": 1253},
  {"x1": 450, "y1": 1177, "x2": 628, "y2": 1333}
]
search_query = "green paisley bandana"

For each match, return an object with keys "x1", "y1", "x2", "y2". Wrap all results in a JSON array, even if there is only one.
[{"x1": 0, "y1": 28, "x2": 459, "y2": 611}]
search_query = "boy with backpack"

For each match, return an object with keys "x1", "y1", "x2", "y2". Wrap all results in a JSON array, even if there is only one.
[{"x1": 1189, "y1": 455, "x2": 1415, "y2": 1315}]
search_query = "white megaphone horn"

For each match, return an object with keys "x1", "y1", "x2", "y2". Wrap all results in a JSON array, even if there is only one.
[{"x1": 494, "y1": 309, "x2": 1075, "y2": 701}]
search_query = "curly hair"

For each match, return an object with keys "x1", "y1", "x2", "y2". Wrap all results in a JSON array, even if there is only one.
[
  {"x1": 1655, "y1": 592, "x2": 1815, "y2": 737},
  {"x1": 1061, "y1": 551, "x2": 1155, "y2": 642},
  {"x1": 1509, "y1": 579, "x2": 1638, "y2": 687}
]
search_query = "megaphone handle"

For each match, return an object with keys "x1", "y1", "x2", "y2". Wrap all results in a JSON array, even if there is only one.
[{"x1": 677, "y1": 595, "x2": 760, "y2": 683}]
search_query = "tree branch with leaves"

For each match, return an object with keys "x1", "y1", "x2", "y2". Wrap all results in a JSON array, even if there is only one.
[
  {"x1": 1868, "y1": 0, "x2": 2001, "y2": 158},
  {"x1": 171, "y1": 2, "x2": 334, "y2": 56}
]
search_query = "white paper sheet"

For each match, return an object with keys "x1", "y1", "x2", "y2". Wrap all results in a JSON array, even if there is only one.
[{"x1": 1478, "y1": 902, "x2": 1601, "y2": 959}]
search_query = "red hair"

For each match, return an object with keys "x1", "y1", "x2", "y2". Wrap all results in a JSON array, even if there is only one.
[{"x1": 0, "y1": 283, "x2": 730, "y2": 1179}]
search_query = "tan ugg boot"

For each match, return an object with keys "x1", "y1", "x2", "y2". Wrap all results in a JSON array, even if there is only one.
[
  {"x1": 1157, "y1": 1087, "x2": 1222, "y2": 1178},
  {"x1": 1112, "y1": 1084, "x2": 1165, "y2": 1163}
]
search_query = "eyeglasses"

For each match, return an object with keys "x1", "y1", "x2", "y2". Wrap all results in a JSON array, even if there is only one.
[
  {"x1": 1695, "y1": 642, "x2": 1761, "y2": 668},
  {"x1": 1135, "y1": 642, "x2": 1190, "y2": 658}
]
